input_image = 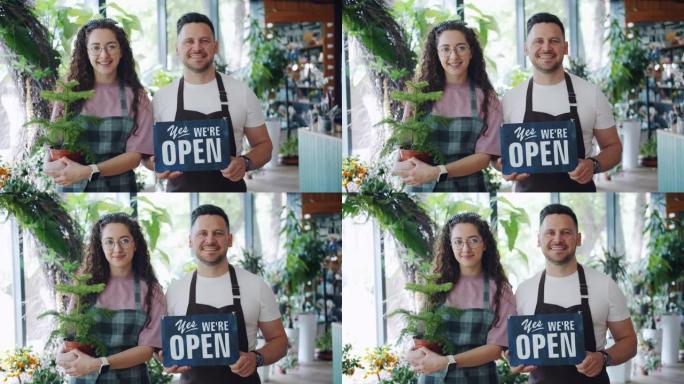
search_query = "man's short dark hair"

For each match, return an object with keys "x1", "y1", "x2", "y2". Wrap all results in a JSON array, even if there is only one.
[
  {"x1": 177, "y1": 12, "x2": 215, "y2": 37},
  {"x1": 539, "y1": 204, "x2": 578, "y2": 229},
  {"x1": 191, "y1": 204, "x2": 230, "y2": 230},
  {"x1": 526, "y1": 12, "x2": 565, "y2": 37}
]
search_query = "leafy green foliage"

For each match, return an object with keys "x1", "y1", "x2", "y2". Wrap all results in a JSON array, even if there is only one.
[
  {"x1": 603, "y1": 19, "x2": 648, "y2": 115},
  {"x1": 639, "y1": 137, "x2": 657, "y2": 158},
  {"x1": 29, "y1": 359, "x2": 66, "y2": 384},
  {"x1": 390, "y1": 263, "x2": 461, "y2": 355},
  {"x1": 279, "y1": 137, "x2": 298, "y2": 157},
  {"x1": 246, "y1": 18, "x2": 288, "y2": 101},
  {"x1": 24, "y1": 80, "x2": 99, "y2": 163},
  {"x1": 239, "y1": 248, "x2": 265, "y2": 276},
  {"x1": 148, "y1": 357, "x2": 173, "y2": 384},
  {"x1": 379, "y1": 81, "x2": 449, "y2": 163},
  {"x1": 342, "y1": 169, "x2": 435, "y2": 268},
  {"x1": 381, "y1": 363, "x2": 418, "y2": 384},
  {"x1": 39, "y1": 272, "x2": 112, "y2": 356},
  {"x1": 134, "y1": 195, "x2": 172, "y2": 267},
  {"x1": 496, "y1": 358, "x2": 528, "y2": 384},
  {"x1": 315, "y1": 329, "x2": 333, "y2": 351},
  {"x1": 342, "y1": 344, "x2": 362, "y2": 376}
]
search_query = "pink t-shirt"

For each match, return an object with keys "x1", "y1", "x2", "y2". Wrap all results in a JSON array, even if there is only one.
[
  {"x1": 50, "y1": 82, "x2": 154, "y2": 155},
  {"x1": 432, "y1": 83, "x2": 503, "y2": 156},
  {"x1": 95, "y1": 275, "x2": 166, "y2": 349},
  {"x1": 444, "y1": 274, "x2": 516, "y2": 348}
]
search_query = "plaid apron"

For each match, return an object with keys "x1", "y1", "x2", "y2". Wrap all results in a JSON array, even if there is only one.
[
  {"x1": 420, "y1": 274, "x2": 498, "y2": 384},
  {"x1": 407, "y1": 81, "x2": 487, "y2": 192},
  {"x1": 59, "y1": 80, "x2": 137, "y2": 192},
  {"x1": 71, "y1": 278, "x2": 150, "y2": 384}
]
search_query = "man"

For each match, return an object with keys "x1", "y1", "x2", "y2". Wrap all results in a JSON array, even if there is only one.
[
  {"x1": 163, "y1": 204, "x2": 287, "y2": 383},
  {"x1": 513, "y1": 204, "x2": 636, "y2": 383},
  {"x1": 499, "y1": 13, "x2": 622, "y2": 192},
  {"x1": 151, "y1": 13, "x2": 272, "y2": 191}
]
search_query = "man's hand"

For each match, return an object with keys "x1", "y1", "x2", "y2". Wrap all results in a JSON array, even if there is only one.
[
  {"x1": 495, "y1": 158, "x2": 530, "y2": 182},
  {"x1": 220, "y1": 156, "x2": 247, "y2": 182},
  {"x1": 52, "y1": 157, "x2": 91, "y2": 186},
  {"x1": 392, "y1": 157, "x2": 440, "y2": 186},
  {"x1": 159, "y1": 350, "x2": 192, "y2": 374},
  {"x1": 504, "y1": 349, "x2": 536, "y2": 374},
  {"x1": 62, "y1": 349, "x2": 99, "y2": 377},
  {"x1": 149, "y1": 155, "x2": 184, "y2": 180},
  {"x1": 568, "y1": 159, "x2": 594, "y2": 184},
  {"x1": 229, "y1": 351, "x2": 257, "y2": 377},
  {"x1": 575, "y1": 351, "x2": 604, "y2": 378}
]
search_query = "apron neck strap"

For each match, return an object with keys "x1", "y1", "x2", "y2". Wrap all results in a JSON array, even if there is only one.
[
  {"x1": 118, "y1": 79, "x2": 128, "y2": 116},
  {"x1": 534, "y1": 262, "x2": 588, "y2": 313},
  {"x1": 482, "y1": 273, "x2": 490, "y2": 308},
  {"x1": 228, "y1": 263, "x2": 241, "y2": 304},
  {"x1": 524, "y1": 71, "x2": 576, "y2": 113},
  {"x1": 468, "y1": 81, "x2": 478, "y2": 118},
  {"x1": 133, "y1": 276, "x2": 141, "y2": 309}
]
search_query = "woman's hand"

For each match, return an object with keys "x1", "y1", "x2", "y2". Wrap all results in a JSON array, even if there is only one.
[
  {"x1": 62, "y1": 349, "x2": 100, "y2": 377},
  {"x1": 158, "y1": 350, "x2": 192, "y2": 374},
  {"x1": 52, "y1": 157, "x2": 91, "y2": 186},
  {"x1": 55, "y1": 347, "x2": 77, "y2": 369},
  {"x1": 43, "y1": 158, "x2": 66, "y2": 177},
  {"x1": 392, "y1": 158, "x2": 440, "y2": 185},
  {"x1": 408, "y1": 347, "x2": 448, "y2": 375}
]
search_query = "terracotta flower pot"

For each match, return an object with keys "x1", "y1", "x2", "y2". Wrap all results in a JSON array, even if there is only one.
[
  {"x1": 412, "y1": 338, "x2": 443, "y2": 355},
  {"x1": 279, "y1": 155, "x2": 299, "y2": 166},
  {"x1": 49, "y1": 148, "x2": 84, "y2": 164},
  {"x1": 399, "y1": 149, "x2": 431, "y2": 164},
  {"x1": 63, "y1": 340, "x2": 95, "y2": 356},
  {"x1": 639, "y1": 156, "x2": 657, "y2": 167}
]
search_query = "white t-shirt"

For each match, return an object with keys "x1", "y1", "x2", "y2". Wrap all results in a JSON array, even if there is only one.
[
  {"x1": 165, "y1": 266, "x2": 281, "y2": 351},
  {"x1": 502, "y1": 73, "x2": 616, "y2": 157},
  {"x1": 514, "y1": 265, "x2": 630, "y2": 351},
  {"x1": 153, "y1": 73, "x2": 265, "y2": 155}
]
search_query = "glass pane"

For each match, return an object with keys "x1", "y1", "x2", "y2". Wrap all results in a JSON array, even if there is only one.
[
  {"x1": 341, "y1": 214, "x2": 378, "y2": 352},
  {"x1": 616, "y1": 192, "x2": 649, "y2": 263},
  {"x1": 110, "y1": 0, "x2": 160, "y2": 85},
  {"x1": 166, "y1": 0, "x2": 211, "y2": 69},
  {"x1": 254, "y1": 193, "x2": 286, "y2": 265},
  {"x1": 578, "y1": 0, "x2": 610, "y2": 72},
  {"x1": 24, "y1": 234, "x2": 55, "y2": 350},
  {"x1": 0, "y1": 219, "x2": 16, "y2": 351},
  {"x1": 496, "y1": 193, "x2": 552, "y2": 290},
  {"x1": 138, "y1": 192, "x2": 191, "y2": 288},
  {"x1": 218, "y1": 0, "x2": 250, "y2": 73},
  {"x1": 465, "y1": 0, "x2": 518, "y2": 89},
  {"x1": 198, "y1": 193, "x2": 246, "y2": 264},
  {"x1": 559, "y1": 193, "x2": 607, "y2": 264}
]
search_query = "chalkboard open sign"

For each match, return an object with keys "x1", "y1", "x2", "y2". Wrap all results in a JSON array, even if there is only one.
[
  {"x1": 507, "y1": 313, "x2": 586, "y2": 366},
  {"x1": 154, "y1": 119, "x2": 231, "y2": 172},
  {"x1": 500, "y1": 120, "x2": 578, "y2": 174},
  {"x1": 162, "y1": 313, "x2": 239, "y2": 367}
]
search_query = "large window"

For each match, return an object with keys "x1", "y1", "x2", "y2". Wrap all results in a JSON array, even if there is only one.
[
  {"x1": 218, "y1": 0, "x2": 250, "y2": 73},
  {"x1": 578, "y1": 0, "x2": 609, "y2": 73},
  {"x1": 110, "y1": 0, "x2": 160, "y2": 85},
  {"x1": 254, "y1": 193, "x2": 285, "y2": 264},
  {"x1": 0, "y1": 219, "x2": 16, "y2": 351}
]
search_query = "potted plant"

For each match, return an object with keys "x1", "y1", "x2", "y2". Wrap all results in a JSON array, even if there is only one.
[
  {"x1": 279, "y1": 137, "x2": 299, "y2": 165},
  {"x1": 639, "y1": 137, "x2": 658, "y2": 167},
  {"x1": 315, "y1": 329, "x2": 332, "y2": 361},
  {"x1": 239, "y1": 248, "x2": 265, "y2": 276},
  {"x1": 342, "y1": 344, "x2": 362, "y2": 377},
  {"x1": 24, "y1": 79, "x2": 99, "y2": 163},
  {"x1": 390, "y1": 263, "x2": 461, "y2": 355},
  {"x1": 379, "y1": 80, "x2": 448, "y2": 164},
  {"x1": 38, "y1": 268, "x2": 112, "y2": 356}
]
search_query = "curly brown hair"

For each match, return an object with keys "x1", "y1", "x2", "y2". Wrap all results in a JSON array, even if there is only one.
[
  {"x1": 66, "y1": 18, "x2": 146, "y2": 134},
  {"x1": 416, "y1": 21, "x2": 496, "y2": 135},
  {"x1": 430, "y1": 212, "x2": 511, "y2": 328},
  {"x1": 81, "y1": 212, "x2": 161, "y2": 329}
]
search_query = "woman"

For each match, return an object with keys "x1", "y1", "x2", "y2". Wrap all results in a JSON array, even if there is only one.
[
  {"x1": 58, "y1": 213, "x2": 165, "y2": 383},
  {"x1": 395, "y1": 21, "x2": 502, "y2": 192},
  {"x1": 45, "y1": 18, "x2": 153, "y2": 192},
  {"x1": 408, "y1": 212, "x2": 516, "y2": 383}
]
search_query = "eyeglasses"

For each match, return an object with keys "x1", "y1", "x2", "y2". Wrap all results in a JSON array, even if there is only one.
[
  {"x1": 88, "y1": 44, "x2": 120, "y2": 56},
  {"x1": 451, "y1": 237, "x2": 482, "y2": 249},
  {"x1": 102, "y1": 238, "x2": 133, "y2": 250},
  {"x1": 438, "y1": 45, "x2": 470, "y2": 57}
]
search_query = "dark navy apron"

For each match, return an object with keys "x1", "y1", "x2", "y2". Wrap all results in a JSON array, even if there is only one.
[
  {"x1": 181, "y1": 266, "x2": 260, "y2": 384},
  {"x1": 167, "y1": 72, "x2": 246, "y2": 192},
  {"x1": 517, "y1": 72, "x2": 596, "y2": 192},
  {"x1": 529, "y1": 264, "x2": 609, "y2": 384}
]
